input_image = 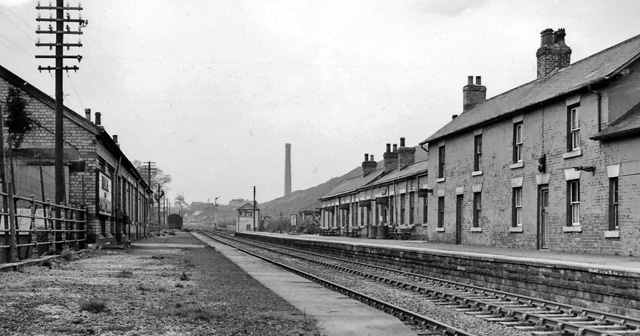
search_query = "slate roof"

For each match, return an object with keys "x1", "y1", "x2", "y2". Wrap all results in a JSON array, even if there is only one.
[
  {"x1": 592, "y1": 102, "x2": 640, "y2": 140},
  {"x1": 421, "y1": 33, "x2": 640, "y2": 144},
  {"x1": 368, "y1": 159, "x2": 428, "y2": 188},
  {"x1": 322, "y1": 159, "x2": 428, "y2": 200},
  {"x1": 237, "y1": 203, "x2": 259, "y2": 211},
  {"x1": 321, "y1": 167, "x2": 385, "y2": 199}
]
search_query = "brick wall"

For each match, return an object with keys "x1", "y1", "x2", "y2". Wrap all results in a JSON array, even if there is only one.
[{"x1": 424, "y1": 60, "x2": 640, "y2": 256}]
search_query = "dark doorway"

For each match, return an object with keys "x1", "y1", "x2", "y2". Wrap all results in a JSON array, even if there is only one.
[
  {"x1": 538, "y1": 186, "x2": 549, "y2": 249},
  {"x1": 456, "y1": 195, "x2": 463, "y2": 244}
]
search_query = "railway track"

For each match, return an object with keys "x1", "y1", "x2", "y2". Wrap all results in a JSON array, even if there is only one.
[
  {"x1": 199, "y1": 230, "x2": 476, "y2": 336},
  {"x1": 205, "y1": 231, "x2": 640, "y2": 336}
]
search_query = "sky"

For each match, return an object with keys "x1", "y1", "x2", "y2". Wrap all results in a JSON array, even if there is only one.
[{"x1": 1, "y1": 0, "x2": 640, "y2": 205}]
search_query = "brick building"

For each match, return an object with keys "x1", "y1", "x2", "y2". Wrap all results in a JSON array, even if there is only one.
[
  {"x1": 419, "y1": 29, "x2": 640, "y2": 256},
  {"x1": 0, "y1": 65, "x2": 152, "y2": 245},
  {"x1": 320, "y1": 139, "x2": 429, "y2": 237}
]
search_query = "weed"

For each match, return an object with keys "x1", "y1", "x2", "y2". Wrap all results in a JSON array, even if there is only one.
[
  {"x1": 175, "y1": 283, "x2": 184, "y2": 288},
  {"x1": 114, "y1": 270, "x2": 134, "y2": 278},
  {"x1": 137, "y1": 284, "x2": 150, "y2": 291},
  {"x1": 179, "y1": 272, "x2": 190, "y2": 281},
  {"x1": 79, "y1": 299, "x2": 107, "y2": 313},
  {"x1": 40, "y1": 259, "x2": 52, "y2": 268},
  {"x1": 172, "y1": 306, "x2": 224, "y2": 322},
  {"x1": 61, "y1": 248, "x2": 76, "y2": 261}
]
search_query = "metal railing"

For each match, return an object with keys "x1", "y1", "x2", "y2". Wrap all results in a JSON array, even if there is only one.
[{"x1": 0, "y1": 193, "x2": 86, "y2": 263}]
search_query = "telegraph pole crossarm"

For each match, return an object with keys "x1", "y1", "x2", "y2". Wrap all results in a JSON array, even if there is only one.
[{"x1": 35, "y1": 1, "x2": 87, "y2": 213}]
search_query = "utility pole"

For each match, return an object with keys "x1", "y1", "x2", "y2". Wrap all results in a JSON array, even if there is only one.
[
  {"x1": 36, "y1": 1, "x2": 87, "y2": 207},
  {"x1": 253, "y1": 186, "x2": 256, "y2": 232}
]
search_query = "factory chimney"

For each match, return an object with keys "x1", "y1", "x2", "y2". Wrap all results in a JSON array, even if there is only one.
[{"x1": 285, "y1": 143, "x2": 292, "y2": 196}]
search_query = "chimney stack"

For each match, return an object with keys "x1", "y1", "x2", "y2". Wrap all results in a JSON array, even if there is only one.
[
  {"x1": 85, "y1": 108, "x2": 91, "y2": 122},
  {"x1": 463, "y1": 75, "x2": 486, "y2": 112},
  {"x1": 95, "y1": 112, "x2": 101, "y2": 126},
  {"x1": 383, "y1": 143, "x2": 398, "y2": 173},
  {"x1": 397, "y1": 137, "x2": 416, "y2": 171},
  {"x1": 537, "y1": 28, "x2": 572, "y2": 79},
  {"x1": 284, "y1": 143, "x2": 292, "y2": 196},
  {"x1": 362, "y1": 153, "x2": 377, "y2": 177},
  {"x1": 113, "y1": 135, "x2": 118, "y2": 144}
]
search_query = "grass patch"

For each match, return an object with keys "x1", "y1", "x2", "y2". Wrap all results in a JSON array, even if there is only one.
[
  {"x1": 39, "y1": 259, "x2": 52, "y2": 268},
  {"x1": 79, "y1": 299, "x2": 107, "y2": 313},
  {"x1": 179, "y1": 271, "x2": 190, "y2": 281}
]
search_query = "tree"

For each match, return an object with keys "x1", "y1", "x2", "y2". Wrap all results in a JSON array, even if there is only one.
[
  {"x1": 5, "y1": 87, "x2": 30, "y2": 148},
  {"x1": 132, "y1": 160, "x2": 172, "y2": 192}
]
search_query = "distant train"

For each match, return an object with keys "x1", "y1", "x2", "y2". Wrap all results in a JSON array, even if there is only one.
[{"x1": 167, "y1": 214, "x2": 183, "y2": 230}]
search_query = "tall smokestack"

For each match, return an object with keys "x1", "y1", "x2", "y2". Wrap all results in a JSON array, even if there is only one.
[{"x1": 285, "y1": 143, "x2": 292, "y2": 196}]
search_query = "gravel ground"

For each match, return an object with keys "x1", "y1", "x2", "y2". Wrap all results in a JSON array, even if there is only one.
[
  {"x1": 0, "y1": 233, "x2": 320, "y2": 336},
  {"x1": 242, "y1": 241, "x2": 533, "y2": 336}
]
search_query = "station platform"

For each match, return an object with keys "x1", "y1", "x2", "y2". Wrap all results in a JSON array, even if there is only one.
[{"x1": 248, "y1": 232, "x2": 640, "y2": 274}]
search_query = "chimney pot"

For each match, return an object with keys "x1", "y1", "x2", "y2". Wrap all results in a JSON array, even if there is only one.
[
  {"x1": 361, "y1": 153, "x2": 377, "y2": 177},
  {"x1": 95, "y1": 112, "x2": 101, "y2": 126},
  {"x1": 467, "y1": 76, "x2": 473, "y2": 85},
  {"x1": 537, "y1": 28, "x2": 571, "y2": 79},
  {"x1": 463, "y1": 76, "x2": 487, "y2": 112},
  {"x1": 400, "y1": 137, "x2": 405, "y2": 147},
  {"x1": 370, "y1": 155, "x2": 374, "y2": 161},
  {"x1": 113, "y1": 135, "x2": 118, "y2": 143},
  {"x1": 393, "y1": 144, "x2": 398, "y2": 153},
  {"x1": 84, "y1": 108, "x2": 91, "y2": 122},
  {"x1": 386, "y1": 143, "x2": 391, "y2": 153}
]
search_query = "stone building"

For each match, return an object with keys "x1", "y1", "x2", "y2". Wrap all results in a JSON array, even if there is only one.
[
  {"x1": 320, "y1": 139, "x2": 428, "y2": 237},
  {"x1": 0, "y1": 65, "x2": 152, "y2": 245},
  {"x1": 419, "y1": 29, "x2": 640, "y2": 256}
]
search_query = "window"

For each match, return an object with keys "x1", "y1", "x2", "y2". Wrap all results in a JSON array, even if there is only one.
[
  {"x1": 609, "y1": 178, "x2": 618, "y2": 230},
  {"x1": 409, "y1": 192, "x2": 415, "y2": 224},
  {"x1": 568, "y1": 180, "x2": 580, "y2": 226},
  {"x1": 568, "y1": 106, "x2": 580, "y2": 151},
  {"x1": 512, "y1": 187, "x2": 522, "y2": 227},
  {"x1": 437, "y1": 196, "x2": 444, "y2": 228},
  {"x1": 423, "y1": 196, "x2": 428, "y2": 223},
  {"x1": 400, "y1": 194, "x2": 406, "y2": 225},
  {"x1": 438, "y1": 146, "x2": 445, "y2": 179},
  {"x1": 474, "y1": 134, "x2": 482, "y2": 171},
  {"x1": 473, "y1": 192, "x2": 481, "y2": 228},
  {"x1": 513, "y1": 122, "x2": 523, "y2": 163}
]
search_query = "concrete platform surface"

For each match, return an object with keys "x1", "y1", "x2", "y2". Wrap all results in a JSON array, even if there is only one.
[
  {"x1": 249, "y1": 232, "x2": 640, "y2": 273},
  {"x1": 192, "y1": 232, "x2": 417, "y2": 336}
]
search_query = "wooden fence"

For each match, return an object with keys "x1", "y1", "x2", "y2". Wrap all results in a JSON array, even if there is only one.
[{"x1": 0, "y1": 192, "x2": 86, "y2": 264}]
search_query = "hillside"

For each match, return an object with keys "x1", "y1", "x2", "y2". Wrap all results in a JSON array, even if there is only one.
[
  {"x1": 259, "y1": 146, "x2": 427, "y2": 217},
  {"x1": 259, "y1": 166, "x2": 361, "y2": 217}
]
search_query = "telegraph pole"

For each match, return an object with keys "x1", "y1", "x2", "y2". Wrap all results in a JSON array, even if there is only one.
[
  {"x1": 253, "y1": 186, "x2": 256, "y2": 231},
  {"x1": 36, "y1": 1, "x2": 87, "y2": 207}
]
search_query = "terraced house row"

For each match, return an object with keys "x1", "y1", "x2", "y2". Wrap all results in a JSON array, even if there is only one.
[{"x1": 321, "y1": 28, "x2": 640, "y2": 256}]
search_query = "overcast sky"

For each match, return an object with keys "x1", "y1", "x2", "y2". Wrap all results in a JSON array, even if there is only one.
[{"x1": 1, "y1": 0, "x2": 639, "y2": 205}]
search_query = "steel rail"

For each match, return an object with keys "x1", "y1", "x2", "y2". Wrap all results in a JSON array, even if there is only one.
[
  {"x1": 222, "y1": 232, "x2": 640, "y2": 336},
  {"x1": 200, "y1": 231, "x2": 476, "y2": 336}
]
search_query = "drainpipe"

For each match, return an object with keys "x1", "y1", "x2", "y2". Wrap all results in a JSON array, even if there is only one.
[{"x1": 588, "y1": 84, "x2": 602, "y2": 132}]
